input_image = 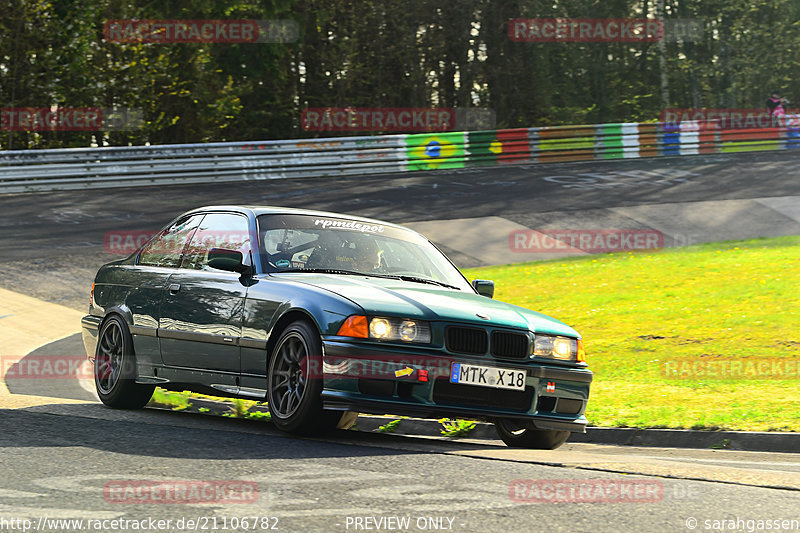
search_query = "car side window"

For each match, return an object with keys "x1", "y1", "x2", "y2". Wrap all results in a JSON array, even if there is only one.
[
  {"x1": 181, "y1": 213, "x2": 251, "y2": 271},
  {"x1": 138, "y1": 215, "x2": 204, "y2": 268}
]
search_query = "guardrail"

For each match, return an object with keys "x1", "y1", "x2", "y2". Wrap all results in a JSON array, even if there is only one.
[{"x1": 2, "y1": 119, "x2": 799, "y2": 193}]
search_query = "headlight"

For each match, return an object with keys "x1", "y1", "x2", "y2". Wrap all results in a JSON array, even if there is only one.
[
  {"x1": 534, "y1": 335, "x2": 579, "y2": 362},
  {"x1": 369, "y1": 318, "x2": 391, "y2": 338},
  {"x1": 369, "y1": 317, "x2": 431, "y2": 343}
]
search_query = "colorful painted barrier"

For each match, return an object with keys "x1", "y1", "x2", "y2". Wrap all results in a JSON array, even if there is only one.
[
  {"x1": 403, "y1": 119, "x2": 799, "y2": 170},
  {"x1": 2, "y1": 118, "x2": 799, "y2": 192}
]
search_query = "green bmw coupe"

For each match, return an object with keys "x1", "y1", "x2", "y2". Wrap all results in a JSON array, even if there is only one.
[{"x1": 82, "y1": 206, "x2": 591, "y2": 449}]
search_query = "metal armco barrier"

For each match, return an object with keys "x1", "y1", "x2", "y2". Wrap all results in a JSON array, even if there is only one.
[{"x1": 2, "y1": 119, "x2": 799, "y2": 193}]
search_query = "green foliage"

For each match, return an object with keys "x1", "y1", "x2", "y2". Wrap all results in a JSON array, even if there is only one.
[
  {"x1": 438, "y1": 418, "x2": 477, "y2": 437},
  {"x1": 224, "y1": 398, "x2": 268, "y2": 418},
  {"x1": 245, "y1": 410, "x2": 272, "y2": 421},
  {"x1": 226, "y1": 398, "x2": 250, "y2": 418},
  {"x1": 149, "y1": 388, "x2": 193, "y2": 411},
  {"x1": 466, "y1": 236, "x2": 800, "y2": 431},
  {"x1": 376, "y1": 419, "x2": 402, "y2": 433}
]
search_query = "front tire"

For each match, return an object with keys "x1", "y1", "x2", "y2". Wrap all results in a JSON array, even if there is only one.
[
  {"x1": 267, "y1": 320, "x2": 340, "y2": 435},
  {"x1": 94, "y1": 315, "x2": 154, "y2": 409},
  {"x1": 494, "y1": 419, "x2": 570, "y2": 449}
]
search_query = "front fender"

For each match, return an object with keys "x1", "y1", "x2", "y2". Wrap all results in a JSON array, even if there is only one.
[{"x1": 240, "y1": 276, "x2": 364, "y2": 378}]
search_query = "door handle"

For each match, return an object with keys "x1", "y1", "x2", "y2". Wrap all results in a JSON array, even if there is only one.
[{"x1": 168, "y1": 283, "x2": 181, "y2": 294}]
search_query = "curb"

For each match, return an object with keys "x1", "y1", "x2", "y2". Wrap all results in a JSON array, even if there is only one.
[
  {"x1": 356, "y1": 416, "x2": 800, "y2": 453},
  {"x1": 149, "y1": 395, "x2": 800, "y2": 453},
  {"x1": 568, "y1": 427, "x2": 800, "y2": 453}
]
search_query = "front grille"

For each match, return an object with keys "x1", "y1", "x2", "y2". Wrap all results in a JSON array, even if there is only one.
[
  {"x1": 446, "y1": 326, "x2": 488, "y2": 355},
  {"x1": 491, "y1": 331, "x2": 529, "y2": 359},
  {"x1": 433, "y1": 380, "x2": 534, "y2": 412},
  {"x1": 537, "y1": 396, "x2": 557, "y2": 413},
  {"x1": 556, "y1": 398, "x2": 584, "y2": 415},
  {"x1": 358, "y1": 379, "x2": 394, "y2": 397}
]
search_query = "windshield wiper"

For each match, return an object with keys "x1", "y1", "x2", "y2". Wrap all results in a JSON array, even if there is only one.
[
  {"x1": 395, "y1": 275, "x2": 460, "y2": 290},
  {"x1": 277, "y1": 268, "x2": 368, "y2": 276},
  {"x1": 276, "y1": 269, "x2": 460, "y2": 289}
]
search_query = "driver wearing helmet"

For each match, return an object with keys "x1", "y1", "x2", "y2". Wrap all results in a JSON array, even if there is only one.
[
  {"x1": 306, "y1": 232, "x2": 383, "y2": 272},
  {"x1": 351, "y1": 238, "x2": 383, "y2": 273}
]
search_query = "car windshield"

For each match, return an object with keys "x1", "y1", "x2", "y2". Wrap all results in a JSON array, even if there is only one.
[{"x1": 258, "y1": 214, "x2": 472, "y2": 291}]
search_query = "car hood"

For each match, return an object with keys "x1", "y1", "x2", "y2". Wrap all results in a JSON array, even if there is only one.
[{"x1": 270, "y1": 273, "x2": 579, "y2": 337}]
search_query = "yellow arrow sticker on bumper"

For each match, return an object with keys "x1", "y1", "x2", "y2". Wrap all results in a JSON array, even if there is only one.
[{"x1": 394, "y1": 367, "x2": 414, "y2": 378}]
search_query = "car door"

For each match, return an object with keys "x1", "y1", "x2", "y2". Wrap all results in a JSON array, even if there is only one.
[
  {"x1": 158, "y1": 212, "x2": 252, "y2": 380},
  {"x1": 125, "y1": 214, "x2": 204, "y2": 368}
]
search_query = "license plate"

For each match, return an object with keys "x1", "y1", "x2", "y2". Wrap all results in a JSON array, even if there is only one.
[{"x1": 450, "y1": 363, "x2": 526, "y2": 391}]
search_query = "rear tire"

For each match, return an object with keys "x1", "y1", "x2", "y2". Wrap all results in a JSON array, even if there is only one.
[
  {"x1": 267, "y1": 320, "x2": 340, "y2": 435},
  {"x1": 94, "y1": 315, "x2": 154, "y2": 409},
  {"x1": 495, "y1": 419, "x2": 570, "y2": 449}
]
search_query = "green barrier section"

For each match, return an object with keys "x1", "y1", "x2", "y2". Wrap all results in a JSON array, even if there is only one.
[
  {"x1": 405, "y1": 132, "x2": 466, "y2": 170},
  {"x1": 719, "y1": 141, "x2": 783, "y2": 153},
  {"x1": 596, "y1": 124, "x2": 625, "y2": 159},
  {"x1": 466, "y1": 130, "x2": 502, "y2": 167},
  {"x1": 596, "y1": 124, "x2": 643, "y2": 159},
  {"x1": 538, "y1": 137, "x2": 595, "y2": 151},
  {"x1": 597, "y1": 124, "x2": 624, "y2": 136},
  {"x1": 600, "y1": 148, "x2": 629, "y2": 159}
]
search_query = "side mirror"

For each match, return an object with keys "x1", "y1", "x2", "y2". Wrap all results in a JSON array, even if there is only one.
[
  {"x1": 208, "y1": 248, "x2": 249, "y2": 274},
  {"x1": 471, "y1": 279, "x2": 494, "y2": 298}
]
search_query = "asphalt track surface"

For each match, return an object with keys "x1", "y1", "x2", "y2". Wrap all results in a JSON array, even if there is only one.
[
  {"x1": 2, "y1": 405, "x2": 800, "y2": 533},
  {"x1": 1, "y1": 152, "x2": 800, "y2": 532}
]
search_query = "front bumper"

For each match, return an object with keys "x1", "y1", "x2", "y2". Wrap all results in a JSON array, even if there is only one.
[
  {"x1": 81, "y1": 315, "x2": 102, "y2": 361},
  {"x1": 320, "y1": 339, "x2": 592, "y2": 433}
]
